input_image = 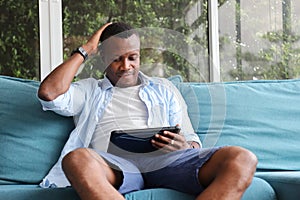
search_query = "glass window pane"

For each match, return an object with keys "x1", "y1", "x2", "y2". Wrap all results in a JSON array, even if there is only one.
[
  {"x1": 62, "y1": 0, "x2": 209, "y2": 82},
  {"x1": 219, "y1": 0, "x2": 300, "y2": 81},
  {"x1": 0, "y1": 1, "x2": 40, "y2": 80}
]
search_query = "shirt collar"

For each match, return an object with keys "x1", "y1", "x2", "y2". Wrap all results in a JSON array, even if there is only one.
[{"x1": 98, "y1": 76, "x2": 114, "y2": 90}]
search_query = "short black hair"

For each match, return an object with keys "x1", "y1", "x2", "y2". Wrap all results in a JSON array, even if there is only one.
[{"x1": 100, "y1": 22, "x2": 139, "y2": 42}]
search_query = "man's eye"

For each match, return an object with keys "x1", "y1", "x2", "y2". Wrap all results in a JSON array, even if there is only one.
[
  {"x1": 113, "y1": 57, "x2": 121, "y2": 62},
  {"x1": 129, "y1": 55, "x2": 139, "y2": 61}
]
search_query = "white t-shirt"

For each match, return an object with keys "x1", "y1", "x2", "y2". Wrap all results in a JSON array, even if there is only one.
[{"x1": 90, "y1": 85, "x2": 149, "y2": 152}]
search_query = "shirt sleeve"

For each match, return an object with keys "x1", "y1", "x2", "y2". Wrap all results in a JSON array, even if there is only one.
[
  {"x1": 38, "y1": 79, "x2": 94, "y2": 117},
  {"x1": 163, "y1": 79, "x2": 202, "y2": 147}
]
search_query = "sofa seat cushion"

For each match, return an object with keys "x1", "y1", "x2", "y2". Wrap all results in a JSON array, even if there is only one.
[
  {"x1": 0, "y1": 76, "x2": 74, "y2": 184},
  {"x1": 0, "y1": 177, "x2": 275, "y2": 200},
  {"x1": 0, "y1": 185, "x2": 79, "y2": 200},
  {"x1": 126, "y1": 177, "x2": 276, "y2": 200},
  {"x1": 241, "y1": 177, "x2": 276, "y2": 200},
  {"x1": 256, "y1": 171, "x2": 300, "y2": 200},
  {"x1": 125, "y1": 188, "x2": 195, "y2": 200}
]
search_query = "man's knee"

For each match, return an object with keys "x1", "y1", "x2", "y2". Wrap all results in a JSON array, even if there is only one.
[
  {"x1": 224, "y1": 146, "x2": 258, "y2": 172},
  {"x1": 62, "y1": 148, "x2": 98, "y2": 173},
  {"x1": 62, "y1": 148, "x2": 124, "y2": 188},
  {"x1": 221, "y1": 146, "x2": 258, "y2": 187},
  {"x1": 199, "y1": 146, "x2": 257, "y2": 188}
]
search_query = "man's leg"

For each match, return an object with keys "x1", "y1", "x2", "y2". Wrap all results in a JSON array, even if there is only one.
[
  {"x1": 196, "y1": 146, "x2": 258, "y2": 200},
  {"x1": 62, "y1": 148, "x2": 125, "y2": 200}
]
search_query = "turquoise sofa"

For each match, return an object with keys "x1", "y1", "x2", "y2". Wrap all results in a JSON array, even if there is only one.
[{"x1": 1, "y1": 74, "x2": 300, "y2": 200}]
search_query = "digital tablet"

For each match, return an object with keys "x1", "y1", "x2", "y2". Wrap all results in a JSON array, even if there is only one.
[{"x1": 107, "y1": 126, "x2": 181, "y2": 154}]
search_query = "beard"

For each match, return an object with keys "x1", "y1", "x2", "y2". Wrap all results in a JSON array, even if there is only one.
[{"x1": 114, "y1": 69, "x2": 139, "y2": 88}]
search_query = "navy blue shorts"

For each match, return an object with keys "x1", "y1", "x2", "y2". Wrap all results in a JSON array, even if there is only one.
[{"x1": 97, "y1": 147, "x2": 221, "y2": 196}]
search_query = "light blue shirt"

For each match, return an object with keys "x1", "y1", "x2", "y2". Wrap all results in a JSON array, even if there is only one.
[{"x1": 39, "y1": 72, "x2": 201, "y2": 188}]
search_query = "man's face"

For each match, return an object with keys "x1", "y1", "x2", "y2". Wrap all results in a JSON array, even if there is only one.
[{"x1": 102, "y1": 34, "x2": 140, "y2": 88}]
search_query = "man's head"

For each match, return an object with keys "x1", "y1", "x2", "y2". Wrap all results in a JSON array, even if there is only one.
[
  {"x1": 99, "y1": 22, "x2": 139, "y2": 43},
  {"x1": 99, "y1": 22, "x2": 140, "y2": 88}
]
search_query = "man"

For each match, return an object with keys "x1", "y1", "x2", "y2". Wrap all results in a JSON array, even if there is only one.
[{"x1": 38, "y1": 22, "x2": 257, "y2": 200}]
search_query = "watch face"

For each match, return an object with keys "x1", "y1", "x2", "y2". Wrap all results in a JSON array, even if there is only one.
[
  {"x1": 78, "y1": 47, "x2": 88, "y2": 60},
  {"x1": 71, "y1": 46, "x2": 88, "y2": 61}
]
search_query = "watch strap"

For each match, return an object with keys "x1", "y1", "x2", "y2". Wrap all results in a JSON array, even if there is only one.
[{"x1": 71, "y1": 46, "x2": 88, "y2": 61}]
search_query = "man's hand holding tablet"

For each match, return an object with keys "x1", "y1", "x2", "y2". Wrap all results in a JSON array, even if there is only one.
[{"x1": 108, "y1": 125, "x2": 183, "y2": 154}]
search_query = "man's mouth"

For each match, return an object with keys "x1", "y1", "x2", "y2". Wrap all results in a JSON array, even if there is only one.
[{"x1": 116, "y1": 70, "x2": 135, "y2": 77}]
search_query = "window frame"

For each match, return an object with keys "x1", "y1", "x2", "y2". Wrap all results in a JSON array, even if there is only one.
[{"x1": 39, "y1": 0, "x2": 63, "y2": 80}]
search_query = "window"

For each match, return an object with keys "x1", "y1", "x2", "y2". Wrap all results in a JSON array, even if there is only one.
[
  {"x1": 219, "y1": 0, "x2": 300, "y2": 81},
  {"x1": 0, "y1": 1, "x2": 40, "y2": 80},
  {"x1": 2, "y1": 1, "x2": 299, "y2": 82},
  {"x1": 62, "y1": 0, "x2": 210, "y2": 82}
]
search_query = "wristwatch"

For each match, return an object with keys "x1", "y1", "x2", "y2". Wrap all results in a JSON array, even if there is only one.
[{"x1": 71, "y1": 46, "x2": 88, "y2": 61}]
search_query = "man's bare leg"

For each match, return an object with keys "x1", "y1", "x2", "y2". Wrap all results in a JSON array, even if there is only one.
[
  {"x1": 62, "y1": 148, "x2": 125, "y2": 200},
  {"x1": 196, "y1": 146, "x2": 258, "y2": 200}
]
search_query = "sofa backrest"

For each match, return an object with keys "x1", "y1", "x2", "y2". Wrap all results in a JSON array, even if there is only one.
[
  {"x1": 0, "y1": 76, "x2": 74, "y2": 185},
  {"x1": 174, "y1": 79, "x2": 300, "y2": 171}
]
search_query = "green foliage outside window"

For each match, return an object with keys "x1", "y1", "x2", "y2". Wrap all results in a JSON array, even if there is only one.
[
  {"x1": 221, "y1": 0, "x2": 300, "y2": 81},
  {"x1": 233, "y1": 30, "x2": 300, "y2": 80},
  {"x1": 62, "y1": 0, "x2": 209, "y2": 82},
  {"x1": 0, "y1": 1, "x2": 39, "y2": 80}
]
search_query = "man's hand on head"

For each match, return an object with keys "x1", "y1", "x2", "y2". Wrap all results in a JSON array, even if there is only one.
[{"x1": 83, "y1": 22, "x2": 112, "y2": 56}]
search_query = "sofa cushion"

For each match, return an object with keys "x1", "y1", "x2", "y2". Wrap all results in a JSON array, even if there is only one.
[
  {"x1": 126, "y1": 177, "x2": 276, "y2": 200},
  {"x1": 241, "y1": 177, "x2": 276, "y2": 200},
  {"x1": 256, "y1": 171, "x2": 300, "y2": 200},
  {"x1": 174, "y1": 79, "x2": 300, "y2": 171},
  {"x1": 0, "y1": 185, "x2": 79, "y2": 200},
  {"x1": 0, "y1": 76, "x2": 74, "y2": 184},
  {"x1": 0, "y1": 177, "x2": 275, "y2": 200}
]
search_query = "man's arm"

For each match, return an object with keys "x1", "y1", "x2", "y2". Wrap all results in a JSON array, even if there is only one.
[
  {"x1": 166, "y1": 78, "x2": 202, "y2": 147},
  {"x1": 38, "y1": 23, "x2": 112, "y2": 101}
]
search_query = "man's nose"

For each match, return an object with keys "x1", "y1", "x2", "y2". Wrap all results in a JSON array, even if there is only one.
[{"x1": 120, "y1": 58, "x2": 131, "y2": 70}]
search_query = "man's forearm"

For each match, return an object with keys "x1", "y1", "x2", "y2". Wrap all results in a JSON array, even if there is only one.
[
  {"x1": 38, "y1": 23, "x2": 111, "y2": 102},
  {"x1": 38, "y1": 53, "x2": 85, "y2": 101}
]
